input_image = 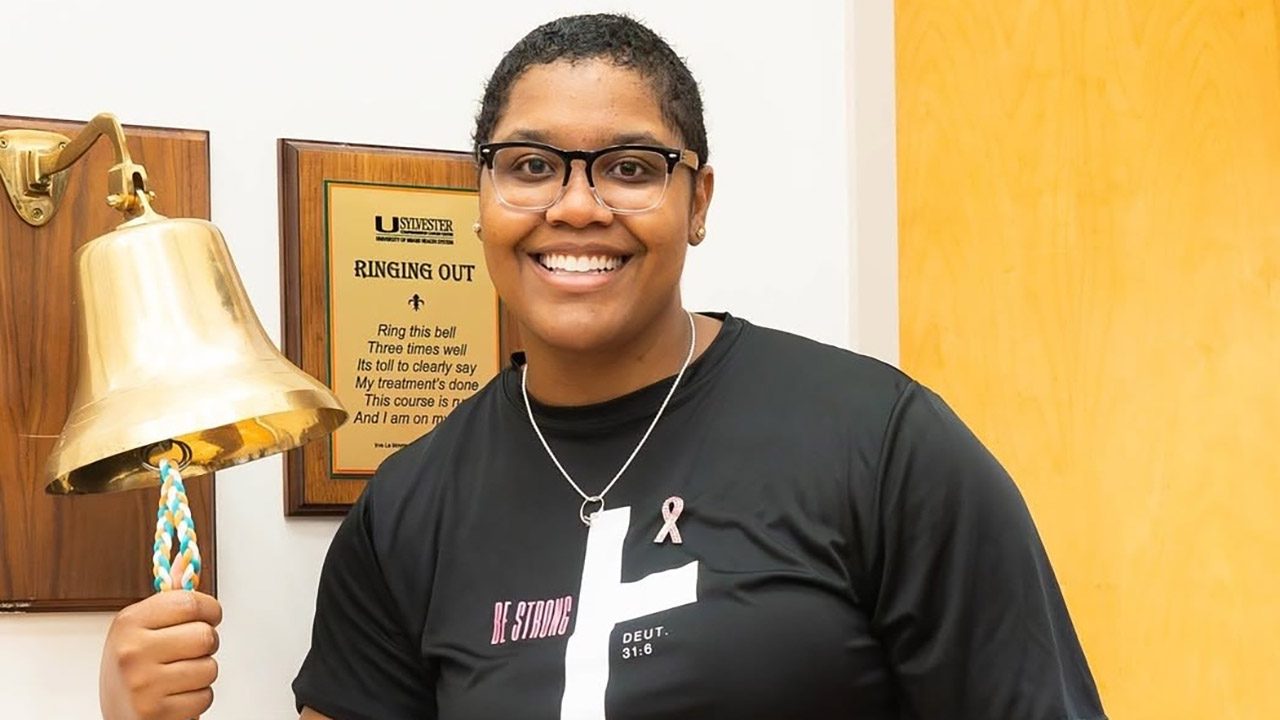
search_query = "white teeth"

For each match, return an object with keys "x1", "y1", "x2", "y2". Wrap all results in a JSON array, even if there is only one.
[{"x1": 538, "y1": 253, "x2": 625, "y2": 273}]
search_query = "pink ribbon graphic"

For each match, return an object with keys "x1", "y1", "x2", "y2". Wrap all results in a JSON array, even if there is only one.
[{"x1": 653, "y1": 496, "x2": 685, "y2": 545}]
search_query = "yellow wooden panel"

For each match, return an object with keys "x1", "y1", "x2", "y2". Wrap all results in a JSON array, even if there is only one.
[{"x1": 897, "y1": 1, "x2": 1280, "y2": 718}]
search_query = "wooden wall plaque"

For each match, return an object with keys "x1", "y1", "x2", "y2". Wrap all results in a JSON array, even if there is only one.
[
  {"x1": 0, "y1": 115, "x2": 216, "y2": 612},
  {"x1": 280, "y1": 139, "x2": 518, "y2": 516}
]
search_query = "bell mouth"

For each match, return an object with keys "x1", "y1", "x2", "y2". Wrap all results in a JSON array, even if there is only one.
[{"x1": 45, "y1": 404, "x2": 347, "y2": 494}]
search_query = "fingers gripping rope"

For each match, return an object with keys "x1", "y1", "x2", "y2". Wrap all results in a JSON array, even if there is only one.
[{"x1": 152, "y1": 459, "x2": 202, "y2": 593}]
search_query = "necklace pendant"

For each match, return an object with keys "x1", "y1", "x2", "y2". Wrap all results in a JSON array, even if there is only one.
[{"x1": 579, "y1": 495, "x2": 605, "y2": 526}]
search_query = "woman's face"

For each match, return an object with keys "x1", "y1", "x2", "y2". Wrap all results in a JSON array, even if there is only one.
[{"x1": 479, "y1": 59, "x2": 713, "y2": 354}]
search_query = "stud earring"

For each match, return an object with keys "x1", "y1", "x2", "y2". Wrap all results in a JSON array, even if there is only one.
[
  {"x1": 695, "y1": 227, "x2": 706, "y2": 240},
  {"x1": 472, "y1": 221, "x2": 482, "y2": 237}
]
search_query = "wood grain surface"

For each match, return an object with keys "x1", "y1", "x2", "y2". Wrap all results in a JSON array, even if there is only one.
[{"x1": 897, "y1": 2, "x2": 1280, "y2": 717}]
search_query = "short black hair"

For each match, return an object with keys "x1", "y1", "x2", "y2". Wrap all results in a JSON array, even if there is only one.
[{"x1": 473, "y1": 14, "x2": 709, "y2": 164}]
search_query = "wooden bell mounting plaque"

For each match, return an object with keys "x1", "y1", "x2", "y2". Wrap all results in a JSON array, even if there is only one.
[{"x1": 0, "y1": 115, "x2": 216, "y2": 612}]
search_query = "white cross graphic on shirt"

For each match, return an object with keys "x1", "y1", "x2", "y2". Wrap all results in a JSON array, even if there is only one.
[{"x1": 560, "y1": 505, "x2": 699, "y2": 719}]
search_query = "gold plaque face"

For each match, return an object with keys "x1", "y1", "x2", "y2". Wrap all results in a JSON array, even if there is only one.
[{"x1": 324, "y1": 181, "x2": 500, "y2": 475}]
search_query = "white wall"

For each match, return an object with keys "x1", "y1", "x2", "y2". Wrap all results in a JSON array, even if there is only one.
[
  {"x1": 0, "y1": 1, "x2": 884, "y2": 717},
  {"x1": 846, "y1": 0, "x2": 899, "y2": 365}
]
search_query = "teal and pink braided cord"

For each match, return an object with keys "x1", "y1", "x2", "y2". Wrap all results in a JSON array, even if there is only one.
[{"x1": 152, "y1": 459, "x2": 202, "y2": 593}]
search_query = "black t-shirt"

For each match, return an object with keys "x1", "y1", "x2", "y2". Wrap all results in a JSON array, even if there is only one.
[{"x1": 293, "y1": 314, "x2": 1105, "y2": 720}]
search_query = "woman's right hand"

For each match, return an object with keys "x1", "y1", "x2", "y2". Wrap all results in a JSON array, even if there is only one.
[{"x1": 99, "y1": 590, "x2": 223, "y2": 720}]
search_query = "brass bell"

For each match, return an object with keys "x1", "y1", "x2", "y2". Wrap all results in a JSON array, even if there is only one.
[
  {"x1": 43, "y1": 202, "x2": 348, "y2": 494},
  {"x1": 0, "y1": 113, "x2": 345, "y2": 494}
]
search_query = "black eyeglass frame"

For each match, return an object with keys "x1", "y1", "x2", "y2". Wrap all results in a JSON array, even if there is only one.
[{"x1": 476, "y1": 141, "x2": 702, "y2": 212}]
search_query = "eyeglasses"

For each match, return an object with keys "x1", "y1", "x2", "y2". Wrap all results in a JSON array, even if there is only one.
[{"x1": 477, "y1": 141, "x2": 701, "y2": 213}]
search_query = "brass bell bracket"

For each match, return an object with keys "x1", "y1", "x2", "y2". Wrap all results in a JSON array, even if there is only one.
[{"x1": 0, "y1": 112, "x2": 155, "y2": 227}]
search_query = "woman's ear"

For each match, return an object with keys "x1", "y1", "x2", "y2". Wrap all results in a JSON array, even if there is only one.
[{"x1": 688, "y1": 165, "x2": 715, "y2": 246}]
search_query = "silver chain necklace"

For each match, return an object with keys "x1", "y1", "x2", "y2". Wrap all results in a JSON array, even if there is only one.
[{"x1": 522, "y1": 311, "x2": 697, "y2": 526}]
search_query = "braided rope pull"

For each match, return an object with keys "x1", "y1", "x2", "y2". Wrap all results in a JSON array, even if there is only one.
[{"x1": 152, "y1": 459, "x2": 202, "y2": 593}]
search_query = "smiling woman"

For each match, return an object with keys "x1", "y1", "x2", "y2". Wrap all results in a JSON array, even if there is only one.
[
  {"x1": 99, "y1": 13, "x2": 1106, "y2": 720},
  {"x1": 474, "y1": 55, "x2": 715, "y2": 382}
]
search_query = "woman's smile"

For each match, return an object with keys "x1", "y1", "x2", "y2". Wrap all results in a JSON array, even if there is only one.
[{"x1": 525, "y1": 246, "x2": 635, "y2": 293}]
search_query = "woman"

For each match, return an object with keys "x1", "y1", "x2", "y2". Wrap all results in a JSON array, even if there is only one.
[{"x1": 101, "y1": 14, "x2": 1106, "y2": 720}]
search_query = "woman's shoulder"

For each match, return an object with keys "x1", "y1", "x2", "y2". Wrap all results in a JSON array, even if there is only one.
[{"x1": 728, "y1": 315, "x2": 915, "y2": 408}]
